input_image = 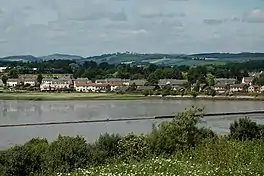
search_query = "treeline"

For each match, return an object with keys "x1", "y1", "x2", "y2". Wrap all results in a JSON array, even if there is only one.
[
  {"x1": 0, "y1": 107, "x2": 263, "y2": 176},
  {"x1": 2, "y1": 59, "x2": 264, "y2": 81}
]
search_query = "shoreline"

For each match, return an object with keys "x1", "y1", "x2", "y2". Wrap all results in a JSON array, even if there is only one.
[{"x1": 0, "y1": 92, "x2": 263, "y2": 101}]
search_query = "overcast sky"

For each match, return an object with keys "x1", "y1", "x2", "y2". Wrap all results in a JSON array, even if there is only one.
[{"x1": 0, "y1": 0, "x2": 264, "y2": 57}]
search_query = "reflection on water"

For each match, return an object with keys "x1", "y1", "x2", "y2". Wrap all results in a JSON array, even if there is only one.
[{"x1": 0, "y1": 99, "x2": 264, "y2": 149}]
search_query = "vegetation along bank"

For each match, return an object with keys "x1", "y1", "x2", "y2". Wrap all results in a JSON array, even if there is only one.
[{"x1": 1, "y1": 107, "x2": 264, "y2": 175}]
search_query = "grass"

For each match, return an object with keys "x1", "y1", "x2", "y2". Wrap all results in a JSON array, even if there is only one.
[
  {"x1": 57, "y1": 139, "x2": 264, "y2": 176},
  {"x1": 0, "y1": 92, "x2": 148, "y2": 101}
]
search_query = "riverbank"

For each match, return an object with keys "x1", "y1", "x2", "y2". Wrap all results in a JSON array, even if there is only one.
[
  {"x1": 0, "y1": 92, "x2": 147, "y2": 101},
  {"x1": 0, "y1": 92, "x2": 264, "y2": 101}
]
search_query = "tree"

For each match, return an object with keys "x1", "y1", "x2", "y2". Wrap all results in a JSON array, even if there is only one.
[
  {"x1": 128, "y1": 83, "x2": 137, "y2": 92},
  {"x1": 7, "y1": 69, "x2": 18, "y2": 79},
  {"x1": 187, "y1": 66, "x2": 207, "y2": 85},
  {"x1": 105, "y1": 84, "x2": 111, "y2": 93},
  {"x1": 37, "y1": 74, "x2": 43, "y2": 84},
  {"x1": 146, "y1": 73, "x2": 159, "y2": 86},
  {"x1": 253, "y1": 74, "x2": 264, "y2": 86},
  {"x1": 1, "y1": 75, "x2": 8, "y2": 85},
  {"x1": 207, "y1": 73, "x2": 215, "y2": 86}
]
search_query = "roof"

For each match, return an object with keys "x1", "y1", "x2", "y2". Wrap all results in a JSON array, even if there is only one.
[
  {"x1": 7, "y1": 79, "x2": 19, "y2": 82},
  {"x1": 129, "y1": 79, "x2": 147, "y2": 86},
  {"x1": 215, "y1": 78, "x2": 236, "y2": 84},
  {"x1": 214, "y1": 84, "x2": 228, "y2": 88},
  {"x1": 95, "y1": 78, "x2": 130, "y2": 84},
  {"x1": 136, "y1": 86, "x2": 155, "y2": 91},
  {"x1": 42, "y1": 78, "x2": 72, "y2": 84},
  {"x1": 23, "y1": 79, "x2": 36, "y2": 82},
  {"x1": 230, "y1": 84, "x2": 246, "y2": 88},
  {"x1": 95, "y1": 79, "x2": 108, "y2": 83},
  {"x1": 158, "y1": 79, "x2": 187, "y2": 86},
  {"x1": 243, "y1": 77, "x2": 254, "y2": 82},
  {"x1": 249, "y1": 85, "x2": 260, "y2": 88},
  {"x1": 75, "y1": 82, "x2": 123, "y2": 87},
  {"x1": 106, "y1": 78, "x2": 130, "y2": 82},
  {"x1": 74, "y1": 78, "x2": 91, "y2": 84},
  {"x1": 19, "y1": 74, "x2": 38, "y2": 79},
  {"x1": 75, "y1": 78, "x2": 89, "y2": 81}
]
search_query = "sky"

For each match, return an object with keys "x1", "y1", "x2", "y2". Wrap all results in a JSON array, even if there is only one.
[{"x1": 0, "y1": 0, "x2": 264, "y2": 57}]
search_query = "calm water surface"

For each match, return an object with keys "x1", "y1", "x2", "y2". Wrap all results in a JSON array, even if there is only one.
[{"x1": 0, "y1": 99, "x2": 264, "y2": 149}]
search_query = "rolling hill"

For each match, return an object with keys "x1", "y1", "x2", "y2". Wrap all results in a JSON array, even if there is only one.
[{"x1": 1, "y1": 52, "x2": 264, "y2": 66}]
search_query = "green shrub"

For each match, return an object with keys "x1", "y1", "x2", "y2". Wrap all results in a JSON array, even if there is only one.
[
  {"x1": 161, "y1": 90, "x2": 170, "y2": 97},
  {"x1": 94, "y1": 134, "x2": 121, "y2": 161},
  {"x1": 0, "y1": 138, "x2": 48, "y2": 176},
  {"x1": 44, "y1": 135, "x2": 91, "y2": 173},
  {"x1": 190, "y1": 90, "x2": 198, "y2": 98},
  {"x1": 170, "y1": 90, "x2": 178, "y2": 96},
  {"x1": 229, "y1": 117, "x2": 260, "y2": 141},
  {"x1": 148, "y1": 107, "x2": 209, "y2": 155},
  {"x1": 142, "y1": 90, "x2": 149, "y2": 96},
  {"x1": 154, "y1": 91, "x2": 161, "y2": 95},
  {"x1": 117, "y1": 134, "x2": 150, "y2": 162}
]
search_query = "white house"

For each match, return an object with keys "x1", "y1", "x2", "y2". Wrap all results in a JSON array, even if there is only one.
[
  {"x1": 73, "y1": 78, "x2": 91, "y2": 87},
  {"x1": 215, "y1": 78, "x2": 236, "y2": 85},
  {"x1": 230, "y1": 84, "x2": 246, "y2": 92},
  {"x1": 75, "y1": 82, "x2": 122, "y2": 92},
  {"x1": 214, "y1": 84, "x2": 228, "y2": 94},
  {"x1": 23, "y1": 79, "x2": 37, "y2": 86},
  {"x1": 259, "y1": 86, "x2": 264, "y2": 92},
  {"x1": 248, "y1": 85, "x2": 260, "y2": 93},
  {"x1": 95, "y1": 79, "x2": 130, "y2": 86},
  {"x1": 7, "y1": 79, "x2": 19, "y2": 87},
  {"x1": 40, "y1": 79, "x2": 72, "y2": 91}
]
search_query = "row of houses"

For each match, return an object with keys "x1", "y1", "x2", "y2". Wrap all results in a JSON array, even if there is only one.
[
  {"x1": 5, "y1": 74, "x2": 73, "y2": 87},
  {"x1": 214, "y1": 83, "x2": 264, "y2": 93},
  {"x1": 4, "y1": 74, "x2": 264, "y2": 93},
  {"x1": 213, "y1": 77, "x2": 264, "y2": 93}
]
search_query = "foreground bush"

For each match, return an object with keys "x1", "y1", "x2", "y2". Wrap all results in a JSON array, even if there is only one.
[
  {"x1": 0, "y1": 138, "x2": 48, "y2": 176},
  {"x1": 61, "y1": 139, "x2": 264, "y2": 176},
  {"x1": 148, "y1": 107, "x2": 212, "y2": 155},
  {"x1": 117, "y1": 134, "x2": 150, "y2": 162},
  {"x1": 230, "y1": 117, "x2": 264, "y2": 140},
  {"x1": 44, "y1": 135, "x2": 92, "y2": 173},
  {"x1": 0, "y1": 107, "x2": 263, "y2": 175}
]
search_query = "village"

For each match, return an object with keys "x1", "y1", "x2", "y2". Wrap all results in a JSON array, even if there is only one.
[{"x1": 1, "y1": 72, "x2": 264, "y2": 95}]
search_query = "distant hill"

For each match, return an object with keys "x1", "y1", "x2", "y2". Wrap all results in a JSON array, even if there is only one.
[
  {"x1": 40, "y1": 54, "x2": 84, "y2": 61},
  {"x1": 1, "y1": 52, "x2": 264, "y2": 66},
  {"x1": 190, "y1": 52, "x2": 264, "y2": 59},
  {"x1": 1, "y1": 55, "x2": 40, "y2": 62}
]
